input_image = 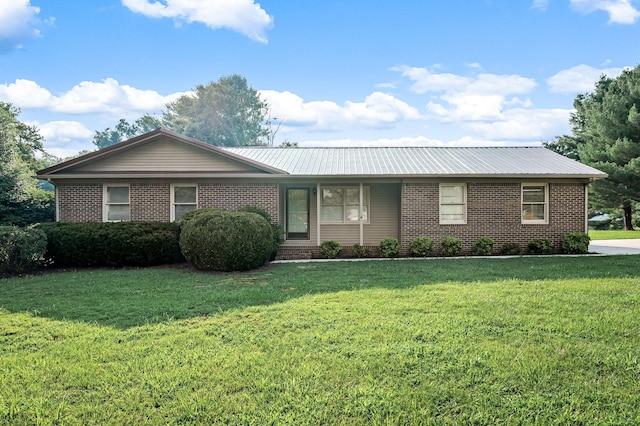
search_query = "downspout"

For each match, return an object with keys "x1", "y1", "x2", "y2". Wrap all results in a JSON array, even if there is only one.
[
  {"x1": 359, "y1": 182, "x2": 364, "y2": 246},
  {"x1": 316, "y1": 183, "x2": 321, "y2": 246},
  {"x1": 584, "y1": 183, "x2": 589, "y2": 234},
  {"x1": 48, "y1": 179, "x2": 59, "y2": 222}
]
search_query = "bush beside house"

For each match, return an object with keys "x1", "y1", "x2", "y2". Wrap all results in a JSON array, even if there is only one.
[
  {"x1": 0, "y1": 226, "x2": 47, "y2": 275},
  {"x1": 179, "y1": 209, "x2": 272, "y2": 272}
]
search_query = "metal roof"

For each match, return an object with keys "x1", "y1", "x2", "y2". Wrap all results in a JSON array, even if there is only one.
[{"x1": 225, "y1": 146, "x2": 607, "y2": 178}]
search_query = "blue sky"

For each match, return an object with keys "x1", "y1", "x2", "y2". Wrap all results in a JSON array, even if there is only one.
[{"x1": 1, "y1": 0, "x2": 639, "y2": 157}]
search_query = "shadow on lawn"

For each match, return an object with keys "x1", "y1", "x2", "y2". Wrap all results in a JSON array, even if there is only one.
[{"x1": 1, "y1": 255, "x2": 638, "y2": 329}]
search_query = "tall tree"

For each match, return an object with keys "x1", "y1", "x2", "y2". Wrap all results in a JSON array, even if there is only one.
[
  {"x1": 163, "y1": 74, "x2": 269, "y2": 147},
  {"x1": 93, "y1": 115, "x2": 162, "y2": 149},
  {"x1": 552, "y1": 66, "x2": 640, "y2": 230},
  {"x1": 0, "y1": 102, "x2": 54, "y2": 225}
]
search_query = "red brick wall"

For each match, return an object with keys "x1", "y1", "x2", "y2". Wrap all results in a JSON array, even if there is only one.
[
  {"x1": 57, "y1": 181, "x2": 279, "y2": 223},
  {"x1": 400, "y1": 182, "x2": 586, "y2": 255},
  {"x1": 57, "y1": 184, "x2": 102, "y2": 222},
  {"x1": 199, "y1": 183, "x2": 279, "y2": 223}
]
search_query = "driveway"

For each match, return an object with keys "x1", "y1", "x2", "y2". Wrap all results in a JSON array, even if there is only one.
[{"x1": 589, "y1": 239, "x2": 640, "y2": 255}]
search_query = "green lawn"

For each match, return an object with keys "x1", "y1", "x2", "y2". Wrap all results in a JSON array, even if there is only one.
[
  {"x1": 1, "y1": 257, "x2": 639, "y2": 424},
  {"x1": 589, "y1": 229, "x2": 640, "y2": 240}
]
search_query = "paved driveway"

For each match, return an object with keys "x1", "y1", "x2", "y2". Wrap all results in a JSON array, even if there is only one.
[{"x1": 589, "y1": 239, "x2": 640, "y2": 255}]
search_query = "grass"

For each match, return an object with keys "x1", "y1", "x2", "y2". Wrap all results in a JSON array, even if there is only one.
[
  {"x1": 1, "y1": 257, "x2": 639, "y2": 424},
  {"x1": 589, "y1": 229, "x2": 640, "y2": 240}
]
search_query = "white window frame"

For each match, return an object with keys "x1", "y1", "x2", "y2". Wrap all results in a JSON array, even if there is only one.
[
  {"x1": 171, "y1": 184, "x2": 198, "y2": 221},
  {"x1": 320, "y1": 185, "x2": 370, "y2": 224},
  {"x1": 103, "y1": 184, "x2": 130, "y2": 222},
  {"x1": 439, "y1": 183, "x2": 467, "y2": 224},
  {"x1": 522, "y1": 183, "x2": 549, "y2": 224}
]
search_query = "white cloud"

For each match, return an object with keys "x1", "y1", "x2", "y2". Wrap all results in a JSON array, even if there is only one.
[
  {"x1": 122, "y1": 0, "x2": 273, "y2": 42},
  {"x1": 28, "y1": 120, "x2": 95, "y2": 158},
  {"x1": 0, "y1": 78, "x2": 189, "y2": 117},
  {"x1": 570, "y1": 0, "x2": 640, "y2": 24},
  {"x1": 531, "y1": 0, "x2": 549, "y2": 10},
  {"x1": 547, "y1": 64, "x2": 627, "y2": 93},
  {"x1": 394, "y1": 65, "x2": 537, "y2": 123},
  {"x1": 0, "y1": 79, "x2": 54, "y2": 107},
  {"x1": 259, "y1": 90, "x2": 422, "y2": 131},
  {"x1": 0, "y1": 0, "x2": 43, "y2": 52},
  {"x1": 464, "y1": 108, "x2": 572, "y2": 141}
]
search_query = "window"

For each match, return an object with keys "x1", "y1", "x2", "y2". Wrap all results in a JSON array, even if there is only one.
[
  {"x1": 320, "y1": 186, "x2": 369, "y2": 223},
  {"x1": 439, "y1": 183, "x2": 466, "y2": 224},
  {"x1": 171, "y1": 184, "x2": 197, "y2": 221},
  {"x1": 104, "y1": 185, "x2": 130, "y2": 221},
  {"x1": 522, "y1": 184, "x2": 548, "y2": 223}
]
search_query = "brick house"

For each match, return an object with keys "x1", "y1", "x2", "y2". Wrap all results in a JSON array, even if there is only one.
[{"x1": 37, "y1": 128, "x2": 606, "y2": 258}]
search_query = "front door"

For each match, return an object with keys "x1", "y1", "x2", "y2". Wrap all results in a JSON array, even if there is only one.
[{"x1": 286, "y1": 188, "x2": 310, "y2": 240}]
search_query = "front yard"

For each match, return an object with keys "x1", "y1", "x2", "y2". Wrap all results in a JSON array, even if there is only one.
[{"x1": 1, "y1": 256, "x2": 639, "y2": 424}]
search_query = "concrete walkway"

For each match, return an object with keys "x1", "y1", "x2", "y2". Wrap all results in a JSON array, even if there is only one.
[{"x1": 589, "y1": 239, "x2": 640, "y2": 255}]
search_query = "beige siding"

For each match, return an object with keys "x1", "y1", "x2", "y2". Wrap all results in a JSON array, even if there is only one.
[
  {"x1": 72, "y1": 137, "x2": 261, "y2": 173},
  {"x1": 281, "y1": 183, "x2": 400, "y2": 246}
]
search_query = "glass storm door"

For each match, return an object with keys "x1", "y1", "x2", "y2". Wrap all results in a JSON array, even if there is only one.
[{"x1": 286, "y1": 188, "x2": 310, "y2": 240}]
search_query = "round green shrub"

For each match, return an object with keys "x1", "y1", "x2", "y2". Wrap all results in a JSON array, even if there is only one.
[
  {"x1": 379, "y1": 238, "x2": 400, "y2": 258},
  {"x1": 471, "y1": 236, "x2": 494, "y2": 256},
  {"x1": 527, "y1": 239, "x2": 554, "y2": 255},
  {"x1": 320, "y1": 240, "x2": 343, "y2": 258},
  {"x1": 500, "y1": 242, "x2": 522, "y2": 256},
  {"x1": 180, "y1": 210, "x2": 272, "y2": 271},
  {"x1": 562, "y1": 232, "x2": 590, "y2": 254},
  {"x1": 408, "y1": 236, "x2": 434, "y2": 257},
  {"x1": 239, "y1": 205, "x2": 284, "y2": 259},
  {"x1": 352, "y1": 243, "x2": 371, "y2": 258},
  {"x1": 440, "y1": 236, "x2": 462, "y2": 257}
]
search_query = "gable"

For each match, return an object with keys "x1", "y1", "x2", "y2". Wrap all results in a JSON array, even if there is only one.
[{"x1": 68, "y1": 136, "x2": 269, "y2": 174}]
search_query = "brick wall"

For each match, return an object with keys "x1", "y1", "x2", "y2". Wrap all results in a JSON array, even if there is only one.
[
  {"x1": 400, "y1": 182, "x2": 586, "y2": 255},
  {"x1": 131, "y1": 183, "x2": 170, "y2": 221},
  {"x1": 57, "y1": 181, "x2": 279, "y2": 223},
  {"x1": 199, "y1": 183, "x2": 279, "y2": 223},
  {"x1": 57, "y1": 184, "x2": 102, "y2": 222}
]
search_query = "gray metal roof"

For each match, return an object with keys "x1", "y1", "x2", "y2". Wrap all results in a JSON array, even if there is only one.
[{"x1": 224, "y1": 146, "x2": 607, "y2": 178}]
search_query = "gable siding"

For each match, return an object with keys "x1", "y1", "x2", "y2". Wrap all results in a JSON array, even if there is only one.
[{"x1": 72, "y1": 137, "x2": 260, "y2": 173}]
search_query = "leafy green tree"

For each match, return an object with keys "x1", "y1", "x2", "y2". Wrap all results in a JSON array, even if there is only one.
[
  {"x1": 163, "y1": 74, "x2": 269, "y2": 147},
  {"x1": 549, "y1": 66, "x2": 640, "y2": 230},
  {"x1": 0, "y1": 102, "x2": 54, "y2": 226},
  {"x1": 93, "y1": 115, "x2": 162, "y2": 149}
]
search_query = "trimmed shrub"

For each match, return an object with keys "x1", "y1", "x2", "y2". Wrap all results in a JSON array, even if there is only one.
[
  {"x1": 320, "y1": 240, "x2": 343, "y2": 259},
  {"x1": 440, "y1": 237, "x2": 463, "y2": 257},
  {"x1": 239, "y1": 205, "x2": 284, "y2": 259},
  {"x1": 0, "y1": 226, "x2": 47, "y2": 275},
  {"x1": 471, "y1": 237, "x2": 494, "y2": 256},
  {"x1": 379, "y1": 238, "x2": 400, "y2": 258},
  {"x1": 500, "y1": 242, "x2": 522, "y2": 256},
  {"x1": 409, "y1": 236, "x2": 434, "y2": 257},
  {"x1": 352, "y1": 244, "x2": 371, "y2": 258},
  {"x1": 174, "y1": 208, "x2": 223, "y2": 227},
  {"x1": 180, "y1": 210, "x2": 272, "y2": 271},
  {"x1": 562, "y1": 232, "x2": 590, "y2": 254},
  {"x1": 528, "y1": 239, "x2": 554, "y2": 255},
  {"x1": 37, "y1": 222, "x2": 183, "y2": 267}
]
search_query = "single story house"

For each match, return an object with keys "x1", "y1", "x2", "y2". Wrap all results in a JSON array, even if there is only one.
[{"x1": 37, "y1": 128, "x2": 607, "y2": 258}]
